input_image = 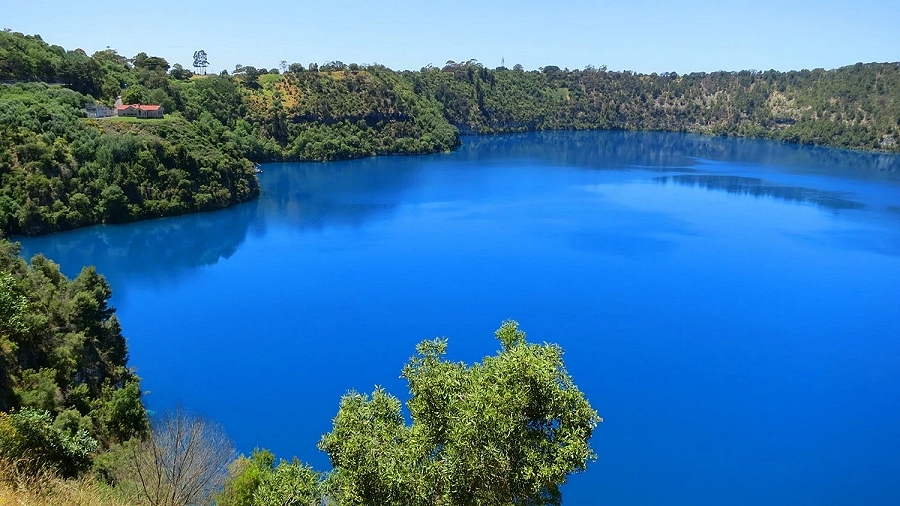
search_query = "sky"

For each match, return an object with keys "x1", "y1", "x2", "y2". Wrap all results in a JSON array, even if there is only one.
[{"x1": 3, "y1": 0, "x2": 899, "y2": 75}]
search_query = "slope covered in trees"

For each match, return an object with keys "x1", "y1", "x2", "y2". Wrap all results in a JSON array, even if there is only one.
[
  {"x1": 0, "y1": 237, "x2": 147, "y2": 477},
  {"x1": 2, "y1": 27, "x2": 898, "y2": 235},
  {"x1": 412, "y1": 61, "x2": 900, "y2": 151},
  {"x1": 0, "y1": 31, "x2": 463, "y2": 235},
  {"x1": 0, "y1": 83, "x2": 260, "y2": 236}
]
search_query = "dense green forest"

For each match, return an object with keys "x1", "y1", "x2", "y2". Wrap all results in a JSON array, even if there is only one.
[
  {"x1": 0, "y1": 31, "x2": 459, "y2": 236},
  {"x1": 0, "y1": 83, "x2": 260, "y2": 236},
  {"x1": 412, "y1": 61, "x2": 900, "y2": 150},
  {"x1": 2, "y1": 29, "x2": 899, "y2": 235},
  {"x1": 0, "y1": 238, "x2": 147, "y2": 478}
]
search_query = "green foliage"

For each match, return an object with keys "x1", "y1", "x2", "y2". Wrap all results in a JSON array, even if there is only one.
[
  {"x1": 319, "y1": 320, "x2": 601, "y2": 506},
  {"x1": 0, "y1": 407, "x2": 99, "y2": 478},
  {"x1": 0, "y1": 238, "x2": 147, "y2": 459},
  {"x1": 218, "y1": 449, "x2": 322, "y2": 506},
  {"x1": 0, "y1": 30, "x2": 101, "y2": 96},
  {"x1": 15, "y1": 367, "x2": 58, "y2": 411},
  {"x1": 0, "y1": 82, "x2": 260, "y2": 236},
  {"x1": 218, "y1": 449, "x2": 276, "y2": 506},
  {"x1": 0, "y1": 270, "x2": 28, "y2": 341},
  {"x1": 3, "y1": 28, "x2": 897, "y2": 230},
  {"x1": 94, "y1": 381, "x2": 147, "y2": 444},
  {"x1": 413, "y1": 62, "x2": 900, "y2": 152},
  {"x1": 253, "y1": 459, "x2": 321, "y2": 506},
  {"x1": 234, "y1": 68, "x2": 460, "y2": 161}
]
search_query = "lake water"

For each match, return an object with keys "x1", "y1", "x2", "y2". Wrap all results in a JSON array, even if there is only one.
[{"x1": 18, "y1": 131, "x2": 900, "y2": 505}]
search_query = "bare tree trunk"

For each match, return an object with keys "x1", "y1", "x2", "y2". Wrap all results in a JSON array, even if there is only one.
[{"x1": 117, "y1": 407, "x2": 235, "y2": 506}]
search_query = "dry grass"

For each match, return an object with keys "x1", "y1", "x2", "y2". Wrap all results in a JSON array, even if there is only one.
[{"x1": 0, "y1": 458, "x2": 135, "y2": 506}]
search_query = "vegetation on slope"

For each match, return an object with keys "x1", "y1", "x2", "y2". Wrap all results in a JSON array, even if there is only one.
[
  {"x1": 411, "y1": 61, "x2": 900, "y2": 151},
  {"x1": 0, "y1": 457, "x2": 131, "y2": 506},
  {"x1": 3, "y1": 29, "x2": 899, "y2": 235},
  {"x1": 0, "y1": 237, "x2": 147, "y2": 477},
  {"x1": 0, "y1": 83, "x2": 260, "y2": 236},
  {"x1": 0, "y1": 31, "x2": 465, "y2": 235}
]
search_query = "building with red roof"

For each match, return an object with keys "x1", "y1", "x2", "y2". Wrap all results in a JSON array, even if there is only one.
[{"x1": 115, "y1": 104, "x2": 164, "y2": 118}]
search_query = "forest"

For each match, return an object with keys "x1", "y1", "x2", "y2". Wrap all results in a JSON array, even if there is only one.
[
  {"x1": 0, "y1": 238, "x2": 147, "y2": 476},
  {"x1": 3, "y1": 30, "x2": 900, "y2": 236}
]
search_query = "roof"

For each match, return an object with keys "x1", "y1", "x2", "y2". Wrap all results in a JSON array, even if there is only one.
[{"x1": 116, "y1": 104, "x2": 162, "y2": 111}]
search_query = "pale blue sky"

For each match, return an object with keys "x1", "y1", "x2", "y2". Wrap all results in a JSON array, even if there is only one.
[{"x1": 4, "y1": 0, "x2": 898, "y2": 74}]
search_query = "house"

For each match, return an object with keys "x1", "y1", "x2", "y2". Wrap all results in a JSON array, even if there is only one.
[{"x1": 116, "y1": 104, "x2": 165, "y2": 118}]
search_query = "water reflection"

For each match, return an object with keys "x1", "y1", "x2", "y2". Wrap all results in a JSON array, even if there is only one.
[
  {"x1": 15, "y1": 154, "x2": 436, "y2": 285},
  {"x1": 257, "y1": 156, "x2": 425, "y2": 230},
  {"x1": 18, "y1": 199, "x2": 259, "y2": 286},
  {"x1": 654, "y1": 175, "x2": 865, "y2": 211},
  {"x1": 15, "y1": 130, "x2": 900, "y2": 284},
  {"x1": 461, "y1": 131, "x2": 900, "y2": 179},
  {"x1": 459, "y1": 131, "x2": 701, "y2": 169}
]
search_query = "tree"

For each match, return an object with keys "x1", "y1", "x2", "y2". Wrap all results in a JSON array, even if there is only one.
[
  {"x1": 170, "y1": 63, "x2": 193, "y2": 81},
  {"x1": 98, "y1": 184, "x2": 130, "y2": 223},
  {"x1": 133, "y1": 53, "x2": 169, "y2": 73},
  {"x1": 217, "y1": 449, "x2": 276, "y2": 506},
  {"x1": 193, "y1": 50, "x2": 209, "y2": 75},
  {"x1": 217, "y1": 449, "x2": 322, "y2": 506},
  {"x1": 0, "y1": 270, "x2": 27, "y2": 341},
  {"x1": 318, "y1": 320, "x2": 602, "y2": 506},
  {"x1": 116, "y1": 408, "x2": 235, "y2": 506}
]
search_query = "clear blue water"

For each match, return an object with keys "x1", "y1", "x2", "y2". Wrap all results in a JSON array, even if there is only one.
[{"x1": 17, "y1": 131, "x2": 900, "y2": 505}]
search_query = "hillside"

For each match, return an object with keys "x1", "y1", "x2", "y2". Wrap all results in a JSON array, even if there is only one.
[
  {"x1": 0, "y1": 237, "x2": 147, "y2": 477},
  {"x1": 2, "y1": 29, "x2": 899, "y2": 237},
  {"x1": 0, "y1": 31, "x2": 460, "y2": 236},
  {"x1": 412, "y1": 61, "x2": 900, "y2": 151}
]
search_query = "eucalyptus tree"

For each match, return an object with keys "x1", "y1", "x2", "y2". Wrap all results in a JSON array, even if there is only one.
[{"x1": 193, "y1": 50, "x2": 209, "y2": 75}]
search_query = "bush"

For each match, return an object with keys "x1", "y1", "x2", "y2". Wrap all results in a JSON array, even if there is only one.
[{"x1": 0, "y1": 408, "x2": 98, "y2": 478}]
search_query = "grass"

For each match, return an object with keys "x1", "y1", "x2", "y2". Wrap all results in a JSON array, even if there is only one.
[
  {"x1": 100, "y1": 115, "x2": 178, "y2": 124},
  {"x1": 0, "y1": 458, "x2": 134, "y2": 506}
]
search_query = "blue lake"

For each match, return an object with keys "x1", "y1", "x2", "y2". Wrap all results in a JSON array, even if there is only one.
[{"x1": 18, "y1": 131, "x2": 900, "y2": 505}]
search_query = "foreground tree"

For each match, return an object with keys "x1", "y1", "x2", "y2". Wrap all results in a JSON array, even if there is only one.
[
  {"x1": 0, "y1": 408, "x2": 98, "y2": 478},
  {"x1": 217, "y1": 449, "x2": 322, "y2": 506},
  {"x1": 319, "y1": 320, "x2": 601, "y2": 506},
  {"x1": 114, "y1": 408, "x2": 235, "y2": 506}
]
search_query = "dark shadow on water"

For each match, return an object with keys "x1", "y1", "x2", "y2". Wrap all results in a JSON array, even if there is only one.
[
  {"x1": 18, "y1": 199, "x2": 259, "y2": 287},
  {"x1": 256, "y1": 157, "x2": 427, "y2": 230},
  {"x1": 459, "y1": 131, "x2": 701, "y2": 169},
  {"x1": 653, "y1": 174, "x2": 866, "y2": 211},
  {"x1": 17, "y1": 157, "x2": 430, "y2": 287}
]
